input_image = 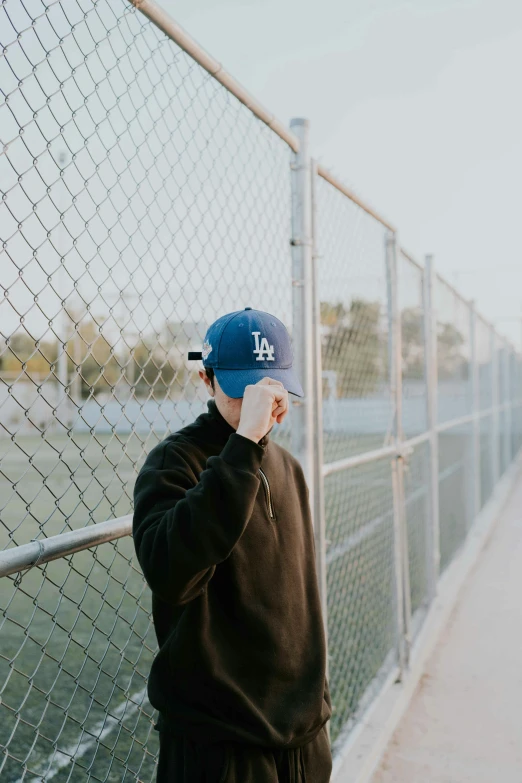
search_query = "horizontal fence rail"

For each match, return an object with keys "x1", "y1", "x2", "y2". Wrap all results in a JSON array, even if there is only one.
[
  {"x1": 0, "y1": 517, "x2": 133, "y2": 579},
  {"x1": 1, "y1": 0, "x2": 522, "y2": 780}
]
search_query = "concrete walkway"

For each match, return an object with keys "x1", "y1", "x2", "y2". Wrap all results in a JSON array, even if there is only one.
[{"x1": 372, "y1": 477, "x2": 522, "y2": 783}]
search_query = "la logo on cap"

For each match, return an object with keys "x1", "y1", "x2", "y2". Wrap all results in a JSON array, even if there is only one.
[{"x1": 252, "y1": 331, "x2": 275, "y2": 361}]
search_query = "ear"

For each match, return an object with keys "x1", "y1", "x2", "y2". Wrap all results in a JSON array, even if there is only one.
[{"x1": 199, "y1": 369, "x2": 215, "y2": 397}]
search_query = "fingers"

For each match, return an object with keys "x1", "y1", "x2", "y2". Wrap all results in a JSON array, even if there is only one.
[
  {"x1": 258, "y1": 377, "x2": 289, "y2": 422},
  {"x1": 258, "y1": 377, "x2": 286, "y2": 402},
  {"x1": 266, "y1": 378, "x2": 285, "y2": 397},
  {"x1": 258, "y1": 377, "x2": 283, "y2": 387},
  {"x1": 270, "y1": 384, "x2": 288, "y2": 421}
]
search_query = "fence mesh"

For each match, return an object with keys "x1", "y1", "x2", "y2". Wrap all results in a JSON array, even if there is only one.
[
  {"x1": 435, "y1": 276, "x2": 472, "y2": 424},
  {"x1": 1, "y1": 0, "x2": 292, "y2": 777},
  {"x1": 314, "y1": 174, "x2": 392, "y2": 460},
  {"x1": 480, "y1": 413, "x2": 495, "y2": 509},
  {"x1": 1, "y1": 0, "x2": 522, "y2": 778},
  {"x1": 438, "y1": 422, "x2": 473, "y2": 573},
  {"x1": 510, "y1": 355, "x2": 522, "y2": 457},
  {"x1": 313, "y1": 176, "x2": 401, "y2": 745},
  {"x1": 398, "y1": 252, "x2": 426, "y2": 439},
  {"x1": 1, "y1": 0, "x2": 293, "y2": 546},
  {"x1": 403, "y1": 441, "x2": 430, "y2": 621},
  {"x1": 1, "y1": 538, "x2": 157, "y2": 782},
  {"x1": 498, "y1": 340, "x2": 511, "y2": 478},
  {"x1": 476, "y1": 316, "x2": 493, "y2": 410},
  {"x1": 324, "y1": 457, "x2": 396, "y2": 749}
]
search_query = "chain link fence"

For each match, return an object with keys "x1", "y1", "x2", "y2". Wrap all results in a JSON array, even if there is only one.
[{"x1": 1, "y1": 0, "x2": 521, "y2": 779}]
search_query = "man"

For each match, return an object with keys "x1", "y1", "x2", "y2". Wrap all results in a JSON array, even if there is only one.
[{"x1": 133, "y1": 307, "x2": 332, "y2": 782}]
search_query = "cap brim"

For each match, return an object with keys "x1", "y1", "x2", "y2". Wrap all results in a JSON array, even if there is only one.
[{"x1": 214, "y1": 367, "x2": 304, "y2": 399}]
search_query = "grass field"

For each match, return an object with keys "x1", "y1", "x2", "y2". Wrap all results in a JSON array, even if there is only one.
[{"x1": 0, "y1": 424, "x2": 483, "y2": 780}]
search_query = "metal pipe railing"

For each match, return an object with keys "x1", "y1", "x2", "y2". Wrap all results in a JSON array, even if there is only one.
[
  {"x1": 1, "y1": 386, "x2": 513, "y2": 581},
  {"x1": 316, "y1": 164, "x2": 396, "y2": 233},
  {"x1": 127, "y1": 0, "x2": 300, "y2": 153},
  {"x1": 387, "y1": 229, "x2": 411, "y2": 672},
  {"x1": 1, "y1": 391, "x2": 514, "y2": 584},
  {"x1": 322, "y1": 444, "x2": 398, "y2": 478},
  {"x1": 399, "y1": 247, "x2": 423, "y2": 271},
  {"x1": 424, "y1": 253, "x2": 440, "y2": 600},
  {"x1": 0, "y1": 446, "x2": 472, "y2": 580},
  {"x1": 0, "y1": 516, "x2": 132, "y2": 578}
]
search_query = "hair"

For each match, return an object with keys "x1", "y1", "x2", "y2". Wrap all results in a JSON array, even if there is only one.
[{"x1": 205, "y1": 367, "x2": 215, "y2": 391}]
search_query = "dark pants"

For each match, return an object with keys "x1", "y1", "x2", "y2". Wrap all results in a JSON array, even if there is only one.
[{"x1": 156, "y1": 723, "x2": 332, "y2": 782}]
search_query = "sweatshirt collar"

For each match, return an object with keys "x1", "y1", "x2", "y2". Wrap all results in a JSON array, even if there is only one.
[{"x1": 206, "y1": 398, "x2": 270, "y2": 448}]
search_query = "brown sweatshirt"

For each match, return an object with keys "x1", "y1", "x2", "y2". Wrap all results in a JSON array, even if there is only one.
[{"x1": 132, "y1": 397, "x2": 331, "y2": 749}]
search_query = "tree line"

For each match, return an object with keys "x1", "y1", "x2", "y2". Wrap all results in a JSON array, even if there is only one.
[{"x1": 1, "y1": 300, "x2": 469, "y2": 400}]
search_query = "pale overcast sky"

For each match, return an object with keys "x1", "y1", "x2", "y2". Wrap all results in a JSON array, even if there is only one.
[{"x1": 162, "y1": 0, "x2": 522, "y2": 347}]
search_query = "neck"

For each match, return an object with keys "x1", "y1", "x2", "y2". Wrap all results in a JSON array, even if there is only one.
[{"x1": 207, "y1": 398, "x2": 272, "y2": 447}]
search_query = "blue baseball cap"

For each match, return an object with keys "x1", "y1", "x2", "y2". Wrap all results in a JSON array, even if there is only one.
[{"x1": 188, "y1": 307, "x2": 304, "y2": 399}]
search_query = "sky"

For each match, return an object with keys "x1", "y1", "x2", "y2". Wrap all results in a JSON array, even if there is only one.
[{"x1": 161, "y1": 0, "x2": 522, "y2": 348}]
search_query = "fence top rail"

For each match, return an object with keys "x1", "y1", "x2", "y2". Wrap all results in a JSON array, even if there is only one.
[
  {"x1": 128, "y1": 0, "x2": 300, "y2": 153},
  {"x1": 399, "y1": 247, "x2": 423, "y2": 272},
  {"x1": 435, "y1": 271, "x2": 474, "y2": 309},
  {"x1": 316, "y1": 163, "x2": 396, "y2": 233},
  {"x1": 474, "y1": 309, "x2": 495, "y2": 333},
  {"x1": 496, "y1": 333, "x2": 516, "y2": 353}
]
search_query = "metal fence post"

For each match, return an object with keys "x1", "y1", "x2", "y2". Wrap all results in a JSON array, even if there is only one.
[
  {"x1": 503, "y1": 341, "x2": 512, "y2": 469},
  {"x1": 491, "y1": 329, "x2": 500, "y2": 487},
  {"x1": 290, "y1": 120, "x2": 330, "y2": 733},
  {"x1": 289, "y1": 118, "x2": 315, "y2": 487},
  {"x1": 310, "y1": 157, "x2": 330, "y2": 744},
  {"x1": 386, "y1": 231, "x2": 411, "y2": 674},
  {"x1": 508, "y1": 345, "x2": 517, "y2": 462},
  {"x1": 423, "y1": 254, "x2": 440, "y2": 602},
  {"x1": 509, "y1": 345, "x2": 514, "y2": 462},
  {"x1": 469, "y1": 302, "x2": 481, "y2": 526}
]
